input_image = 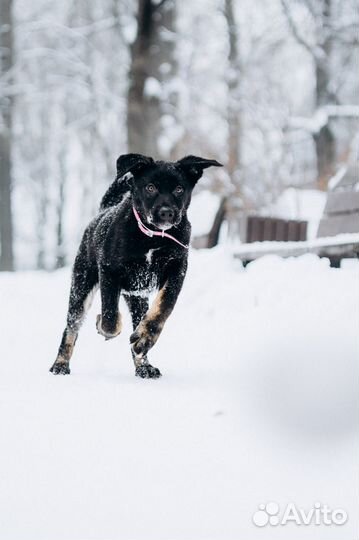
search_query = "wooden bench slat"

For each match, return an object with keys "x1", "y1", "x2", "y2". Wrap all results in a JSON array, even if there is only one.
[
  {"x1": 299, "y1": 221, "x2": 307, "y2": 240},
  {"x1": 274, "y1": 220, "x2": 286, "y2": 241},
  {"x1": 325, "y1": 191, "x2": 359, "y2": 214},
  {"x1": 336, "y1": 166, "x2": 359, "y2": 188},
  {"x1": 246, "y1": 216, "x2": 307, "y2": 243},
  {"x1": 263, "y1": 218, "x2": 274, "y2": 241},
  {"x1": 317, "y1": 214, "x2": 359, "y2": 237}
]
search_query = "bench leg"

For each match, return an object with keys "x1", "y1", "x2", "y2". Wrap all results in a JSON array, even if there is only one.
[{"x1": 329, "y1": 257, "x2": 341, "y2": 268}]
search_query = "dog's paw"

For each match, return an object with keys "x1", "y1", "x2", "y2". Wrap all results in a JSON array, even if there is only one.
[
  {"x1": 50, "y1": 362, "x2": 71, "y2": 375},
  {"x1": 130, "y1": 320, "x2": 160, "y2": 356},
  {"x1": 135, "y1": 364, "x2": 162, "y2": 379},
  {"x1": 96, "y1": 313, "x2": 122, "y2": 340},
  {"x1": 130, "y1": 328, "x2": 152, "y2": 356}
]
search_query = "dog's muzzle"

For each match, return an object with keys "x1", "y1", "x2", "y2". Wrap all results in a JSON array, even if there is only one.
[{"x1": 152, "y1": 206, "x2": 178, "y2": 230}]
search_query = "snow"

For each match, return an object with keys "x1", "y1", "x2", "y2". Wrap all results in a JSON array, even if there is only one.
[
  {"x1": 290, "y1": 108, "x2": 329, "y2": 134},
  {"x1": 290, "y1": 105, "x2": 359, "y2": 134},
  {"x1": 325, "y1": 104, "x2": 359, "y2": 118},
  {"x1": 233, "y1": 232, "x2": 359, "y2": 255},
  {"x1": 187, "y1": 190, "x2": 221, "y2": 236},
  {"x1": 327, "y1": 165, "x2": 347, "y2": 191},
  {"x1": 0, "y1": 248, "x2": 358, "y2": 540},
  {"x1": 144, "y1": 77, "x2": 162, "y2": 99},
  {"x1": 265, "y1": 187, "x2": 327, "y2": 238}
]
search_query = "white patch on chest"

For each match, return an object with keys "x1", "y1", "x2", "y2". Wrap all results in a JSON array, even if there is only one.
[
  {"x1": 122, "y1": 248, "x2": 160, "y2": 297},
  {"x1": 124, "y1": 288, "x2": 154, "y2": 298},
  {"x1": 145, "y1": 248, "x2": 160, "y2": 264}
]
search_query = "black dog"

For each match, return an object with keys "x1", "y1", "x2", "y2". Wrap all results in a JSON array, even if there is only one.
[{"x1": 50, "y1": 153, "x2": 222, "y2": 378}]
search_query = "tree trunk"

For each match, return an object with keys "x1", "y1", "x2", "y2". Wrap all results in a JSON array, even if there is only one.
[
  {"x1": 217, "y1": 0, "x2": 243, "y2": 245},
  {"x1": 313, "y1": 123, "x2": 335, "y2": 190},
  {"x1": 207, "y1": 197, "x2": 228, "y2": 248},
  {"x1": 314, "y1": 0, "x2": 335, "y2": 188},
  {"x1": 127, "y1": 0, "x2": 176, "y2": 158},
  {"x1": 225, "y1": 0, "x2": 241, "y2": 187},
  {"x1": 55, "y1": 157, "x2": 66, "y2": 269},
  {"x1": 0, "y1": 0, "x2": 14, "y2": 271},
  {"x1": 36, "y1": 175, "x2": 47, "y2": 270}
]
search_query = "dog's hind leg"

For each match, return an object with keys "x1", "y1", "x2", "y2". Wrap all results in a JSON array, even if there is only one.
[
  {"x1": 50, "y1": 268, "x2": 98, "y2": 375},
  {"x1": 124, "y1": 294, "x2": 161, "y2": 379}
]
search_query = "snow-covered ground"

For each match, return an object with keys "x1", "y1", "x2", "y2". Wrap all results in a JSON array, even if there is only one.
[{"x1": 0, "y1": 249, "x2": 358, "y2": 540}]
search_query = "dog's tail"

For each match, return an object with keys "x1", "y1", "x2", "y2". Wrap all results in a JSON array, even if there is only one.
[{"x1": 99, "y1": 173, "x2": 131, "y2": 210}]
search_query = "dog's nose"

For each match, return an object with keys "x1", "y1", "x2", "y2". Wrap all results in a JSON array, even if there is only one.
[{"x1": 158, "y1": 207, "x2": 174, "y2": 222}]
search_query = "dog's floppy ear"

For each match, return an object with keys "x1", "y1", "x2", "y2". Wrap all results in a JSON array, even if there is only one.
[
  {"x1": 177, "y1": 155, "x2": 223, "y2": 185},
  {"x1": 100, "y1": 154, "x2": 154, "y2": 210},
  {"x1": 116, "y1": 153, "x2": 154, "y2": 179}
]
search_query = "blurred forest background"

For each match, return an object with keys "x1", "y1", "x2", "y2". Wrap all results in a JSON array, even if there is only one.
[{"x1": 0, "y1": 0, "x2": 358, "y2": 270}]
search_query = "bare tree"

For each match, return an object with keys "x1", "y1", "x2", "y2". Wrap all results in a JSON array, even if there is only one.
[
  {"x1": 127, "y1": 0, "x2": 176, "y2": 158},
  {"x1": 207, "y1": 0, "x2": 243, "y2": 247},
  {"x1": 225, "y1": 0, "x2": 241, "y2": 191},
  {"x1": 0, "y1": 0, "x2": 14, "y2": 270},
  {"x1": 281, "y1": 0, "x2": 358, "y2": 187}
]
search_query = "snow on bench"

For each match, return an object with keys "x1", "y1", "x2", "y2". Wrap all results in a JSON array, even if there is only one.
[{"x1": 233, "y1": 233, "x2": 359, "y2": 266}]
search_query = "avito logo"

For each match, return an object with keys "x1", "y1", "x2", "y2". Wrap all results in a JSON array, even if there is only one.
[{"x1": 252, "y1": 502, "x2": 348, "y2": 527}]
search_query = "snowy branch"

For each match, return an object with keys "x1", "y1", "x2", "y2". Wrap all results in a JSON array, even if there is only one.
[{"x1": 289, "y1": 106, "x2": 359, "y2": 134}]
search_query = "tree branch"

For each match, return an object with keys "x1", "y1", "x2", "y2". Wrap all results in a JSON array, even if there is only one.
[
  {"x1": 152, "y1": 0, "x2": 169, "y2": 11},
  {"x1": 280, "y1": 0, "x2": 324, "y2": 62}
]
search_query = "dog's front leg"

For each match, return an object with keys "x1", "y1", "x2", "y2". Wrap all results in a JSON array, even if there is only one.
[
  {"x1": 96, "y1": 267, "x2": 122, "y2": 340},
  {"x1": 124, "y1": 294, "x2": 160, "y2": 378},
  {"x1": 130, "y1": 257, "x2": 187, "y2": 376}
]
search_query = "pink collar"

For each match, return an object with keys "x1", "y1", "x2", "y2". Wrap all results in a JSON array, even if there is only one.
[{"x1": 132, "y1": 206, "x2": 189, "y2": 250}]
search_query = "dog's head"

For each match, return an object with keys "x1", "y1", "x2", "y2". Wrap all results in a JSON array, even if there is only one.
[{"x1": 117, "y1": 153, "x2": 222, "y2": 230}]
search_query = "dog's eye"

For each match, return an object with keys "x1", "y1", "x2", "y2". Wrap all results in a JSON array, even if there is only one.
[
  {"x1": 146, "y1": 184, "x2": 157, "y2": 194},
  {"x1": 174, "y1": 186, "x2": 184, "y2": 195}
]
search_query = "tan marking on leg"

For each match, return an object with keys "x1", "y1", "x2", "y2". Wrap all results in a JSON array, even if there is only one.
[
  {"x1": 136, "y1": 285, "x2": 166, "y2": 339},
  {"x1": 131, "y1": 285, "x2": 168, "y2": 362},
  {"x1": 146, "y1": 285, "x2": 166, "y2": 323},
  {"x1": 55, "y1": 331, "x2": 77, "y2": 365},
  {"x1": 134, "y1": 354, "x2": 145, "y2": 367}
]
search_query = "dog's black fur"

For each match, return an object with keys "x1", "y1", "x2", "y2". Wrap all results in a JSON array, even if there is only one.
[{"x1": 50, "y1": 153, "x2": 222, "y2": 378}]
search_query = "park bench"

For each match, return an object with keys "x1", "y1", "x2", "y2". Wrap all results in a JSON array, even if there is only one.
[{"x1": 233, "y1": 164, "x2": 359, "y2": 267}]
